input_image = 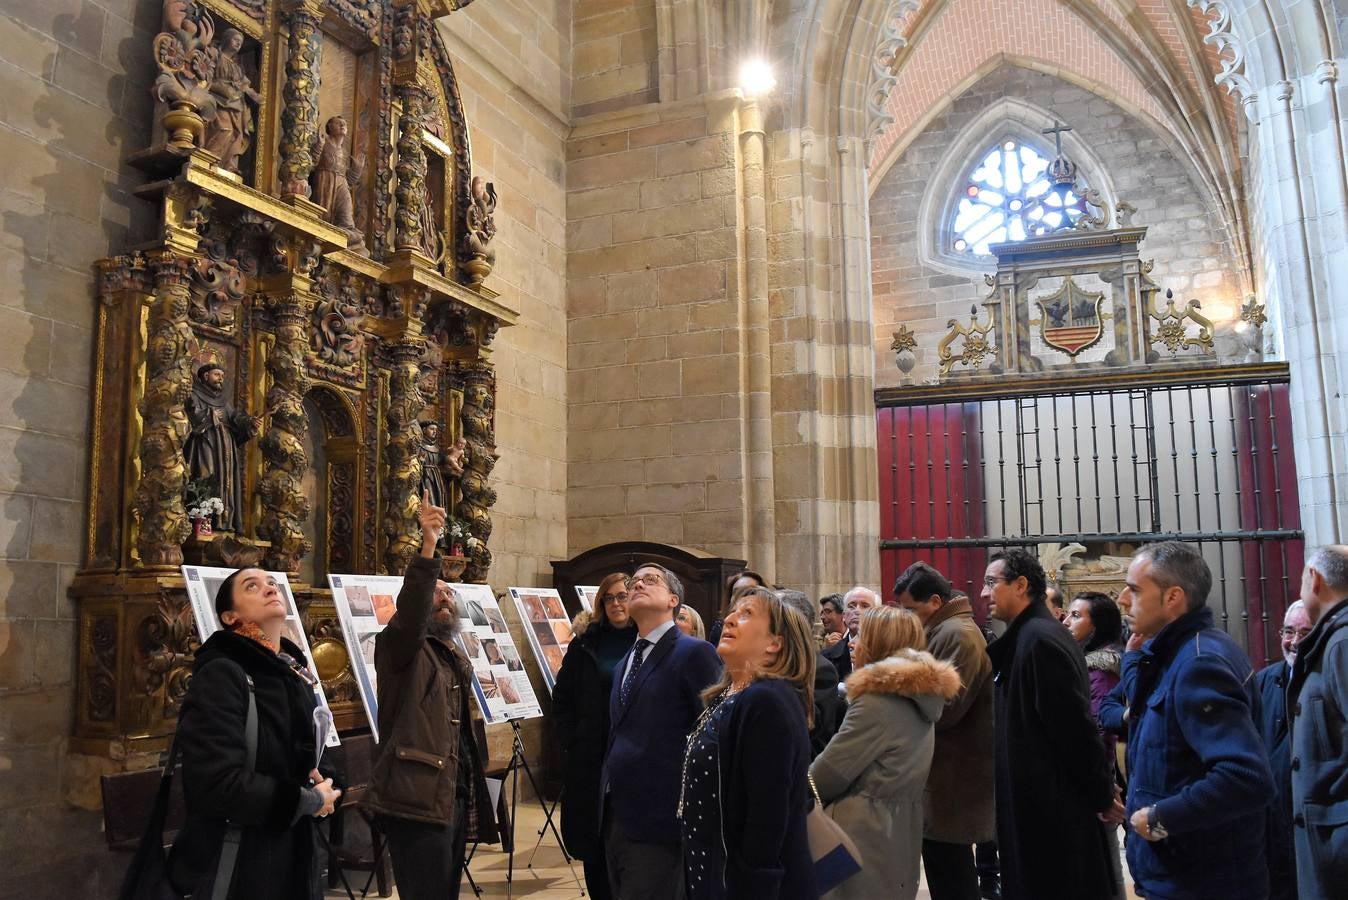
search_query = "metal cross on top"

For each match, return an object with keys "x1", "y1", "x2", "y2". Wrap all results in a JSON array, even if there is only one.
[{"x1": 1042, "y1": 120, "x2": 1073, "y2": 156}]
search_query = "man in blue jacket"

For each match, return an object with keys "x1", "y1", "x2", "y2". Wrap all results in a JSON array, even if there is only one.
[
  {"x1": 1286, "y1": 545, "x2": 1348, "y2": 899},
  {"x1": 600, "y1": 562, "x2": 721, "y2": 899},
  {"x1": 1119, "y1": 541, "x2": 1273, "y2": 900}
]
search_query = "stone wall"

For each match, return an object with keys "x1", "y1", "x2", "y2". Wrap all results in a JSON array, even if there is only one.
[
  {"x1": 565, "y1": 92, "x2": 759, "y2": 563},
  {"x1": 869, "y1": 64, "x2": 1246, "y2": 386},
  {"x1": 572, "y1": 0, "x2": 658, "y2": 118},
  {"x1": 0, "y1": 0, "x2": 154, "y2": 892},
  {"x1": 0, "y1": 0, "x2": 570, "y2": 894}
]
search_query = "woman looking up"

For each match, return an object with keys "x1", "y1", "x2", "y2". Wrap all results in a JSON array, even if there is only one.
[
  {"x1": 680, "y1": 587, "x2": 818, "y2": 900},
  {"x1": 552, "y1": 572, "x2": 638, "y2": 900},
  {"x1": 168, "y1": 568, "x2": 340, "y2": 898}
]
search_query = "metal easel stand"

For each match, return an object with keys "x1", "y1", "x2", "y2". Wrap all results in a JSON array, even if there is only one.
[{"x1": 503, "y1": 717, "x2": 584, "y2": 898}]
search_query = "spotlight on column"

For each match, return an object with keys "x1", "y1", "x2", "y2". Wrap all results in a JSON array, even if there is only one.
[{"x1": 738, "y1": 58, "x2": 776, "y2": 97}]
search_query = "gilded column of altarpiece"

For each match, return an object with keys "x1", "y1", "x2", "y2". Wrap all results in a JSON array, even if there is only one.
[{"x1": 71, "y1": 0, "x2": 514, "y2": 764}]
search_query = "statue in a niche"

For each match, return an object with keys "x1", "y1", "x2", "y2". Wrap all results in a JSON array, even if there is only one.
[
  {"x1": 183, "y1": 362, "x2": 259, "y2": 533},
  {"x1": 419, "y1": 422, "x2": 451, "y2": 512},
  {"x1": 203, "y1": 28, "x2": 260, "y2": 173},
  {"x1": 311, "y1": 116, "x2": 367, "y2": 252}
]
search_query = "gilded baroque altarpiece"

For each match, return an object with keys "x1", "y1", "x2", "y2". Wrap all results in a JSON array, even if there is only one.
[{"x1": 70, "y1": 0, "x2": 515, "y2": 760}]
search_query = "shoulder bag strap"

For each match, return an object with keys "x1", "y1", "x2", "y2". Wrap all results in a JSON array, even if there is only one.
[{"x1": 210, "y1": 673, "x2": 256, "y2": 900}]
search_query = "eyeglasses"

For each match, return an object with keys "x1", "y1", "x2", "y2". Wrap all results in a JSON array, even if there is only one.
[
  {"x1": 602, "y1": 591, "x2": 629, "y2": 605},
  {"x1": 983, "y1": 576, "x2": 1010, "y2": 588},
  {"x1": 625, "y1": 572, "x2": 666, "y2": 589},
  {"x1": 1279, "y1": 627, "x2": 1312, "y2": 640}
]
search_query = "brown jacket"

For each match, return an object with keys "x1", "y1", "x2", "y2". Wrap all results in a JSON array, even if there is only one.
[
  {"x1": 363, "y1": 556, "x2": 497, "y2": 838},
  {"x1": 922, "y1": 597, "x2": 996, "y2": 843}
]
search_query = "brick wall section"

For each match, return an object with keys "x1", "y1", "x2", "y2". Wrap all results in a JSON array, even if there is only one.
[
  {"x1": 869, "y1": 65, "x2": 1244, "y2": 387},
  {"x1": 0, "y1": 0, "x2": 156, "y2": 892},
  {"x1": 565, "y1": 93, "x2": 754, "y2": 562},
  {"x1": 572, "y1": 0, "x2": 659, "y2": 118}
]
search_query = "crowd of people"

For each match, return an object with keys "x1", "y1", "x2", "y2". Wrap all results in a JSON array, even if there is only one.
[{"x1": 138, "y1": 490, "x2": 1348, "y2": 900}]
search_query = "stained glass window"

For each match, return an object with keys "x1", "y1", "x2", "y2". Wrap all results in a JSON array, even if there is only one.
[{"x1": 951, "y1": 141, "x2": 1089, "y2": 255}]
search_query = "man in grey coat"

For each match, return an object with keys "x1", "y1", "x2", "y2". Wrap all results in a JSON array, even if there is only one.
[
  {"x1": 1287, "y1": 545, "x2": 1348, "y2": 899},
  {"x1": 896, "y1": 562, "x2": 994, "y2": 900}
]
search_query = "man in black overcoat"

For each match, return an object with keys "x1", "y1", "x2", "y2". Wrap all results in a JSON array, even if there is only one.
[{"x1": 983, "y1": 548, "x2": 1121, "y2": 900}]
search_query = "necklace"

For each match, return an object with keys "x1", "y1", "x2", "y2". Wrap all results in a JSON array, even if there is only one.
[{"x1": 678, "y1": 685, "x2": 745, "y2": 819}]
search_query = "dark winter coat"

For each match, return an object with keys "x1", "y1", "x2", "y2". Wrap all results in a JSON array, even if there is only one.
[
  {"x1": 363, "y1": 555, "x2": 497, "y2": 840},
  {"x1": 551, "y1": 621, "x2": 635, "y2": 859},
  {"x1": 601, "y1": 625, "x2": 722, "y2": 845},
  {"x1": 1249, "y1": 660, "x2": 1296, "y2": 900},
  {"x1": 1086, "y1": 647, "x2": 1122, "y2": 765},
  {"x1": 1287, "y1": 597, "x2": 1348, "y2": 900},
  {"x1": 986, "y1": 601, "x2": 1117, "y2": 900},
  {"x1": 706, "y1": 677, "x2": 819, "y2": 900},
  {"x1": 810, "y1": 652, "x2": 840, "y2": 759},
  {"x1": 167, "y1": 629, "x2": 319, "y2": 899},
  {"x1": 1123, "y1": 606, "x2": 1271, "y2": 900},
  {"x1": 921, "y1": 597, "x2": 995, "y2": 844},
  {"x1": 822, "y1": 632, "x2": 852, "y2": 682}
]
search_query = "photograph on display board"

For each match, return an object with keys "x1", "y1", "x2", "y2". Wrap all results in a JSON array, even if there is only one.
[
  {"x1": 450, "y1": 583, "x2": 543, "y2": 722},
  {"x1": 181, "y1": 566, "x2": 340, "y2": 748},
  {"x1": 575, "y1": 585, "x2": 597, "y2": 614},
  {"x1": 508, "y1": 587, "x2": 577, "y2": 694},
  {"x1": 326, "y1": 573, "x2": 406, "y2": 741}
]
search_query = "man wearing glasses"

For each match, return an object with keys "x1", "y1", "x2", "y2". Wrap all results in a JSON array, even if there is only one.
[
  {"x1": 600, "y1": 563, "x2": 721, "y2": 899},
  {"x1": 1249, "y1": 600, "x2": 1311, "y2": 900},
  {"x1": 983, "y1": 548, "x2": 1121, "y2": 900}
]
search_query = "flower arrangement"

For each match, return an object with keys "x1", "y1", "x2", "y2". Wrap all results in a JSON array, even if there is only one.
[
  {"x1": 445, "y1": 517, "x2": 474, "y2": 555},
  {"x1": 187, "y1": 496, "x2": 225, "y2": 521},
  {"x1": 184, "y1": 478, "x2": 223, "y2": 523}
]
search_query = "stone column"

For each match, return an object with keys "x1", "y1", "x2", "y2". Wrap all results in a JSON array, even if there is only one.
[
  {"x1": 383, "y1": 296, "x2": 428, "y2": 574},
  {"x1": 456, "y1": 361, "x2": 497, "y2": 583},
  {"x1": 133, "y1": 253, "x2": 195, "y2": 568},
  {"x1": 278, "y1": 0, "x2": 323, "y2": 200},
  {"x1": 258, "y1": 290, "x2": 314, "y2": 572},
  {"x1": 736, "y1": 96, "x2": 777, "y2": 579},
  {"x1": 394, "y1": 84, "x2": 430, "y2": 253}
]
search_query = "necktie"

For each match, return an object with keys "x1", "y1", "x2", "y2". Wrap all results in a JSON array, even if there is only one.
[{"x1": 620, "y1": 639, "x2": 651, "y2": 704}]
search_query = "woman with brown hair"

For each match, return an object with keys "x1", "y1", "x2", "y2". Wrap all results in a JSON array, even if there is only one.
[
  {"x1": 679, "y1": 587, "x2": 817, "y2": 899},
  {"x1": 810, "y1": 607, "x2": 961, "y2": 900},
  {"x1": 708, "y1": 569, "x2": 766, "y2": 645},
  {"x1": 552, "y1": 572, "x2": 637, "y2": 900}
]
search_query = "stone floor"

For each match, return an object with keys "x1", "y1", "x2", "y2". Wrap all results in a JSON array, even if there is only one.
[{"x1": 323, "y1": 802, "x2": 1139, "y2": 899}]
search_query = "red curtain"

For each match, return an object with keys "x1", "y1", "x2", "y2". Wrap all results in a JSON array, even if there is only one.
[{"x1": 878, "y1": 403, "x2": 987, "y2": 612}]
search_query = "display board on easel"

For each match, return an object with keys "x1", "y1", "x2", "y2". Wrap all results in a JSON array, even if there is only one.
[
  {"x1": 574, "y1": 585, "x2": 597, "y2": 614},
  {"x1": 507, "y1": 587, "x2": 576, "y2": 694},
  {"x1": 181, "y1": 565, "x2": 340, "y2": 747},
  {"x1": 329, "y1": 575, "x2": 542, "y2": 739}
]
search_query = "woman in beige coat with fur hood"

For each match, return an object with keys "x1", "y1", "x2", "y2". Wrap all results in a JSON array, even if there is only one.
[{"x1": 809, "y1": 606, "x2": 961, "y2": 900}]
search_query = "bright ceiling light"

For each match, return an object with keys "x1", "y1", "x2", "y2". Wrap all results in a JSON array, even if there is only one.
[{"x1": 739, "y1": 58, "x2": 776, "y2": 96}]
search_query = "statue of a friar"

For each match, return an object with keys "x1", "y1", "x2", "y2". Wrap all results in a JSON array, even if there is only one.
[{"x1": 183, "y1": 362, "x2": 259, "y2": 534}]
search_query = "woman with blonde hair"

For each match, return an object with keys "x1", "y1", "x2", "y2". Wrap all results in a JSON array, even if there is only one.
[
  {"x1": 679, "y1": 587, "x2": 818, "y2": 899},
  {"x1": 810, "y1": 606, "x2": 961, "y2": 900},
  {"x1": 552, "y1": 572, "x2": 637, "y2": 900},
  {"x1": 676, "y1": 603, "x2": 707, "y2": 640}
]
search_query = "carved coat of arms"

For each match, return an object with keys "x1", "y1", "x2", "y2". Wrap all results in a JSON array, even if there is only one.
[{"x1": 1035, "y1": 277, "x2": 1105, "y2": 356}]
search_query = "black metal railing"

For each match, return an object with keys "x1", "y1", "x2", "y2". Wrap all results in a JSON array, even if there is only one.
[{"x1": 876, "y1": 363, "x2": 1303, "y2": 667}]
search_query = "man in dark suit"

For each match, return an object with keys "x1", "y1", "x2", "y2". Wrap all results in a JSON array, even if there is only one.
[
  {"x1": 819, "y1": 592, "x2": 851, "y2": 681},
  {"x1": 601, "y1": 562, "x2": 721, "y2": 899}
]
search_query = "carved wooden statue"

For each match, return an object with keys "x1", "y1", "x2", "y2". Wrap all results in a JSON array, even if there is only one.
[
  {"x1": 183, "y1": 362, "x2": 258, "y2": 533},
  {"x1": 311, "y1": 116, "x2": 366, "y2": 252},
  {"x1": 203, "y1": 28, "x2": 260, "y2": 173}
]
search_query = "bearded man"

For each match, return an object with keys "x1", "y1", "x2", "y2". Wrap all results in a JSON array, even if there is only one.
[{"x1": 183, "y1": 362, "x2": 257, "y2": 533}]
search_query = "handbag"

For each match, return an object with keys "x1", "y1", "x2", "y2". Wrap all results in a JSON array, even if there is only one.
[
  {"x1": 805, "y1": 773, "x2": 863, "y2": 893},
  {"x1": 120, "y1": 669, "x2": 257, "y2": 900}
]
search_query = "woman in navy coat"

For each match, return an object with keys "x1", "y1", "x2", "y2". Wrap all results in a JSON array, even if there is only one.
[{"x1": 680, "y1": 587, "x2": 818, "y2": 900}]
